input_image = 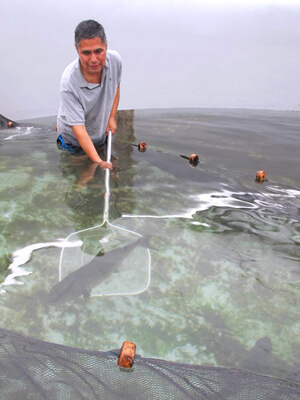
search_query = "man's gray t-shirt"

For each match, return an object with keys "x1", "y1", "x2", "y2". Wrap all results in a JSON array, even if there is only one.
[{"x1": 57, "y1": 50, "x2": 122, "y2": 147}]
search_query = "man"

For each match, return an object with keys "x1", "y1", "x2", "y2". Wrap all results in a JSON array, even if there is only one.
[{"x1": 57, "y1": 20, "x2": 122, "y2": 169}]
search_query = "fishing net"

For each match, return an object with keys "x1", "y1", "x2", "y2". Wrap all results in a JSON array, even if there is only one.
[
  {"x1": 0, "y1": 328, "x2": 299, "y2": 400},
  {"x1": 0, "y1": 114, "x2": 18, "y2": 128}
]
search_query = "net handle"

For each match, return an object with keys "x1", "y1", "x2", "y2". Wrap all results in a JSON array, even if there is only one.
[
  {"x1": 103, "y1": 130, "x2": 112, "y2": 221},
  {"x1": 106, "y1": 130, "x2": 112, "y2": 164}
]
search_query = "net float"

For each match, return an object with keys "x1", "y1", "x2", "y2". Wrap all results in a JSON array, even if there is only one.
[
  {"x1": 255, "y1": 170, "x2": 267, "y2": 182},
  {"x1": 118, "y1": 341, "x2": 136, "y2": 369},
  {"x1": 180, "y1": 153, "x2": 200, "y2": 167},
  {"x1": 131, "y1": 141, "x2": 148, "y2": 152},
  {"x1": 7, "y1": 121, "x2": 13, "y2": 128},
  {"x1": 137, "y1": 142, "x2": 148, "y2": 152},
  {"x1": 189, "y1": 154, "x2": 200, "y2": 167}
]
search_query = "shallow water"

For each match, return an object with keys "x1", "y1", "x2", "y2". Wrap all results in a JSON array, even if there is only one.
[{"x1": 0, "y1": 108, "x2": 299, "y2": 383}]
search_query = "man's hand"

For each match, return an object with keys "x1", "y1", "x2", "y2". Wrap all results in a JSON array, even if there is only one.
[
  {"x1": 99, "y1": 160, "x2": 112, "y2": 170},
  {"x1": 106, "y1": 116, "x2": 117, "y2": 135},
  {"x1": 72, "y1": 126, "x2": 112, "y2": 170}
]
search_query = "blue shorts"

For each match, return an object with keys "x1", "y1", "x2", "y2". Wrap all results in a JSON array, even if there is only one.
[
  {"x1": 57, "y1": 134, "x2": 107, "y2": 157},
  {"x1": 56, "y1": 134, "x2": 85, "y2": 156}
]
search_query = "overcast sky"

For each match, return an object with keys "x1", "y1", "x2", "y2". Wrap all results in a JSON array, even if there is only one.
[{"x1": 1, "y1": 0, "x2": 300, "y2": 119}]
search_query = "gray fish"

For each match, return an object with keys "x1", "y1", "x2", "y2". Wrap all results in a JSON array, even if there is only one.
[
  {"x1": 47, "y1": 235, "x2": 151, "y2": 304},
  {"x1": 242, "y1": 337, "x2": 300, "y2": 383},
  {"x1": 203, "y1": 310, "x2": 300, "y2": 383}
]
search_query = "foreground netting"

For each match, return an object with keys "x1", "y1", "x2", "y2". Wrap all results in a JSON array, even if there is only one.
[{"x1": 0, "y1": 328, "x2": 299, "y2": 400}]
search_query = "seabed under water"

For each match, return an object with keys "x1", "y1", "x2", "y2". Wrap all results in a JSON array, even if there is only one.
[{"x1": 0, "y1": 108, "x2": 299, "y2": 383}]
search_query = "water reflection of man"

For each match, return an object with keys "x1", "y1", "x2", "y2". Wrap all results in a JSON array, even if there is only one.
[{"x1": 56, "y1": 19, "x2": 122, "y2": 171}]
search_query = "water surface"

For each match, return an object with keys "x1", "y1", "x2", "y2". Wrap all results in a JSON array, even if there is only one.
[{"x1": 0, "y1": 108, "x2": 299, "y2": 383}]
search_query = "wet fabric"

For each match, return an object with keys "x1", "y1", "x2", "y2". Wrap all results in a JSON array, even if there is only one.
[
  {"x1": 56, "y1": 133, "x2": 85, "y2": 155},
  {"x1": 57, "y1": 133, "x2": 108, "y2": 156}
]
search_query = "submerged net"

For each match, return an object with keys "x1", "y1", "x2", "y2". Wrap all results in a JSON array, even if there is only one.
[{"x1": 0, "y1": 328, "x2": 299, "y2": 400}]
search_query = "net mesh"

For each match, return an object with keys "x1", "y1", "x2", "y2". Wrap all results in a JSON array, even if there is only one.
[
  {"x1": 0, "y1": 328, "x2": 299, "y2": 400},
  {"x1": 0, "y1": 114, "x2": 18, "y2": 128}
]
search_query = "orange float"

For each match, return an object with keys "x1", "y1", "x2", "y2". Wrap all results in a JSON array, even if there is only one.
[
  {"x1": 138, "y1": 142, "x2": 148, "y2": 152},
  {"x1": 118, "y1": 341, "x2": 136, "y2": 369},
  {"x1": 189, "y1": 154, "x2": 199, "y2": 167},
  {"x1": 180, "y1": 153, "x2": 200, "y2": 167},
  {"x1": 255, "y1": 170, "x2": 267, "y2": 182},
  {"x1": 7, "y1": 121, "x2": 13, "y2": 128}
]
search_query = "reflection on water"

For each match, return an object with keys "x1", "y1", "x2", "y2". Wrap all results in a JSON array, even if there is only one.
[{"x1": 0, "y1": 109, "x2": 299, "y2": 384}]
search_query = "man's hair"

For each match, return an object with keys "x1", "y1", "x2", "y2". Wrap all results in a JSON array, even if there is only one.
[{"x1": 74, "y1": 20, "x2": 107, "y2": 47}]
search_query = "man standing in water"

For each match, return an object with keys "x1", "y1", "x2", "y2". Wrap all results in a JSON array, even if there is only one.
[{"x1": 57, "y1": 20, "x2": 122, "y2": 170}]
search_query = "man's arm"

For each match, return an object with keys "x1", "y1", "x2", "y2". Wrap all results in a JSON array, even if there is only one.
[
  {"x1": 106, "y1": 84, "x2": 120, "y2": 134},
  {"x1": 72, "y1": 125, "x2": 112, "y2": 169}
]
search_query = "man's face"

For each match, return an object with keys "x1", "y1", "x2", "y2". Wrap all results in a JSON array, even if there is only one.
[{"x1": 76, "y1": 37, "x2": 107, "y2": 78}]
